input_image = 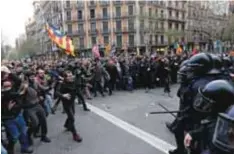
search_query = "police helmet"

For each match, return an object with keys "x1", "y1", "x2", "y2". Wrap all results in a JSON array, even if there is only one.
[
  {"x1": 212, "y1": 105, "x2": 234, "y2": 153},
  {"x1": 193, "y1": 80, "x2": 234, "y2": 117},
  {"x1": 208, "y1": 54, "x2": 222, "y2": 75},
  {"x1": 223, "y1": 56, "x2": 233, "y2": 69},
  {"x1": 183, "y1": 53, "x2": 213, "y2": 78},
  {"x1": 177, "y1": 59, "x2": 189, "y2": 83}
]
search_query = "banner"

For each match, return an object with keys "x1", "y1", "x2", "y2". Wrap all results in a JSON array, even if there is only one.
[{"x1": 92, "y1": 45, "x2": 100, "y2": 58}]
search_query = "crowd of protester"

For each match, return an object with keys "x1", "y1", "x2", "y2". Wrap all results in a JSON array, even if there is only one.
[{"x1": 2, "y1": 50, "x2": 233, "y2": 154}]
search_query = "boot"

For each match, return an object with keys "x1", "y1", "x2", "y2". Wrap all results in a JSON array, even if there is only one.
[
  {"x1": 84, "y1": 108, "x2": 90, "y2": 112},
  {"x1": 21, "y1": 147, "x2": 33, "y2": 154},
  {"x1": 168, "y1": 148, "x2": 185, "y2": 154},
  {"x1": 41, "y1": 136, "x2": 51, "y2": 143},
  {"x1": 73, "y1": 133, "x2": 82, "y2": 142}
]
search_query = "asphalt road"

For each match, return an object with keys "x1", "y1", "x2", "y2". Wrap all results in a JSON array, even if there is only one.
[{"x1": 17, "y1": 84, "x2": 181, "y2": 154}]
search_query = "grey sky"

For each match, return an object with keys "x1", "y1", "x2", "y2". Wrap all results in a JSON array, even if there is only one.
[{"x1": 0, "y1": 0, "x2": 33, "y2": 46}]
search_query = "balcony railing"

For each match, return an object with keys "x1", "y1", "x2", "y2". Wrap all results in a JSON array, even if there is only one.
[
  {"x1": 99, "y1": 1, "x2": 110, "y2": 6},
  {"x1": 126, "y1": 1, "x2": 135, "y2": 4},
  {"x1": 114, "y1": 28, "x2": 122, "y2": 33},
  {"x1": 75, "y1": 2, "x2": 84, "y2": 9},
  {"x1": 167, "y1": 16, "x2": 186, "y2": 22},
  {"x1": 113, "y1": 1, "x2": 122, "y2": 5},
  {"x1": 88, "y1": 1, "x2": 96, "y2": 7},
  {"x1": 167, "y1": 4, "x2": 186, "y2": 12},
  {"x1": 101, "y1": 29, "x2": 110, "y2": 34},
  {"x1": 65, "y1": 17, "x2": 72, "y2": 23},
  {"x1": 88, "y1": 29, "x2": 98, "y2": 35},
  {"x1": 102, "y1": 15, "x2": 110, "y2": 19},
  {"x1": 64, "y1": 5, "x2": 72, "y2": 10},
  {"x1": 88, "y1": 15, "x2": 96, "y2": 20}
]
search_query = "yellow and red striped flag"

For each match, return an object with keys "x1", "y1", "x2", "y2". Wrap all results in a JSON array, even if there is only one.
[{"x1": 45, "y1": 23, "x2": 75, "y2": 56}]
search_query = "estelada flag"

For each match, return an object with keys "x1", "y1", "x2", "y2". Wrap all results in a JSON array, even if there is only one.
[{"x1": 45, "y1": 23, "x2": 75, "y2": 56}]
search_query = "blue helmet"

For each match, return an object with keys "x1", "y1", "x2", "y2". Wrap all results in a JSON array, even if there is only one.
[{"x1": 212, "y1": 105, "x2": 234, "y2": 153}]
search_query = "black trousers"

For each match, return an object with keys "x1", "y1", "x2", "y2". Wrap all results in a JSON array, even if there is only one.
[
  {"x1": 24, "y1": 104, "x2": 48, "y2": 138},
  {"x1": 63, "y1": 102, "x2": 77, "y2": 135},
  {"x1": 76, "y1": 90, "x2": 88, "y2": 110},
  {"x1": 93, "y1": 81, "x2": 104, "y2": 96}
]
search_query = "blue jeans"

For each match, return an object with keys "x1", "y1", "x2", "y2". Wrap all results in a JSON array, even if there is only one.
[
  {"x1": 1, "y1": 144, "x2": 7, "y2": 154},
  {"x1": 3, "y1": 113, "x2": 29, "y2": 151},
  {"x1": 44, "y1": 94, "x2": 53, "y2": 114}
]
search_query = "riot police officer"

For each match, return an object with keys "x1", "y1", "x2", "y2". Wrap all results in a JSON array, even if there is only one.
[
  {"x1": 208, "y1": 105, "x2": 234, "y2": 154},
  {"x1": 166, "y1": 59, "x2": 190, "y2": 132},
  {"x1": 183, "y1": 80, "x2": 234, "y2": 153},
  {"x1": 169, "y1": 53, "x2": 223, "y2": 154}
]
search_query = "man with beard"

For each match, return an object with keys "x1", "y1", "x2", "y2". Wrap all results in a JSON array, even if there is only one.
[
  {"x1": 22, "y1": 71, "x2": 51, "y2": 145},
  {"x1": 55, "y1": 71, "x2": 83, "y2": 142}
]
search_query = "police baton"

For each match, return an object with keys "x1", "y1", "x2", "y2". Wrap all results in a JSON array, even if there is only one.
[{"x1": 146, "y1": 103, "x2": 180, "y2": 118}]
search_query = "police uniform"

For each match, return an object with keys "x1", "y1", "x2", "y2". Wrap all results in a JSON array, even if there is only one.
[{"x1": 169, "y1": 53, "x2": 226, "y2": 154}]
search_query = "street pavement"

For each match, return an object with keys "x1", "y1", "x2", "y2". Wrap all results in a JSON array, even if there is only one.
[{"x1": 20, "y1": 84, "x2": 181, "y2": 154}]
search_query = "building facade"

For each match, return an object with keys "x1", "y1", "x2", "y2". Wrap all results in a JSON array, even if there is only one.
[
  {"x1": 25, "y1": 1, "x2": 63, "y2": 53},
  {"x1": 25, "y1": 0, "x2": 187, "y2": 56},
  {"x1": 186, "y1": 0, "x2": 228, "y2": 51},
  {"x1": 62, "y1": 0, "x2": 186, "y2": 56}
]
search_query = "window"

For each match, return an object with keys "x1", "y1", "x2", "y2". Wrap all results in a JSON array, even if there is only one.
[
  {"x1": 67, "y1": 24, "x2": 72, "y2": 33},
  {"x1": 155, "y1": 9, "x2": 158, "y2": 16},
  {"x1": 168, "y1": 1, "x2": 171, "y2": 6},
  {"x1": 90, "y1": 9, "x2": 95, "y2": 18},
  {"x1": 155, "y1": 21, "x2": 158, "y2": 29},
  {"x1": 91, "y1": 22, "x2": 96, "y2": 31},
  {"x1": 169, "y1": 22, "x2": 172, "y2": 29},
  {"x1": 116, "y1": 20, "x2": 121, "y2": 29},
  {"x1": 140, "y1": 6, "x2": 143, "y2": 15},
  {"x1": 128, "y1": 5, "x2": 133, "y2": 15},
  {"x1": 149, "y1": 8, "x2": 152, "y2": 16},
  {"x1": 129, "y1": 35, "x2": 134, "y2": 46},
  {"x1": 176, "y1": 12, "x2": 179, "y2": 18},
  {"x1": 91, "y1": 36, "x2": 96, "y2": 45},
  {"x1": 175, "y1": 23, "x2": 179, "y2": 30},
  {"x1": 79, "y1": 37, "x2": 84, "y2": 48},
  {"x1": 182, "y1": 13, "x2": 185, "y2": 19},
  {"x1": 169, "y1": 10, "x2": 172, "y2": 17},
  {"x1": 103, "y1": 21, "x2": 108, "y2": 32},
  {"x1": 175, "y1": 1, "x2": 178, "y2": 6},
  {"x1": 150, "y1": 35, "x2": 152, "y2": 44},
  {"x1": 160, "y1": 35, "x2": 164, "y2": 44},
  {"x1": 116, "y1": 35, "x2": 122, "y2": 47},
  {"x1": 78, "y1": 23, "x2": 83, "y2": 32},
  {"x1": 128, "y1": 19, "x2": 134, "y2": 30},
  {"x1": 78, "y1": 10, "x2": 82, "y2": 19},
  {"x1": 161, "y1": 22, "x2": 164, "y2": 29},
  {"x1": 66, "y1": 11, "x2": 71, "y2": 20},
  {"x1": 140, "y1": 20, "x2": 144, "y2": 29},
  {"x1": 90, "y1": 1, "x2": 95, "y2": 5},
  {"x1": 155, "y1": 35, "x2": 158, "y2": 44},
  {"x1": 116, "y1": 7, "x2": 121, "y2": 16},
  {"x1": 149, "y1": 21, "x2": 153, "y2": 30},
  {"x1": 160, "y1": 1, "x2": 163, "y2": 6},
  {"x1": 103, "y1": 8, "x2": 108, "y2": 17},
  {"x1": 66, "y1": 1, "x2": 70, "y2": 7},
  {"x1": 161, "y1": 10, "x2": 164, "y2": 17},
  {"x1": 104, "y1": 36, "x2": 109, "y2": 44},
  {"x1": 140, "y1": 34, "x2": 144, "y2": 44},
  {"x1": 182, "y1": 24, "x2": 185, "y2": 31}
]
